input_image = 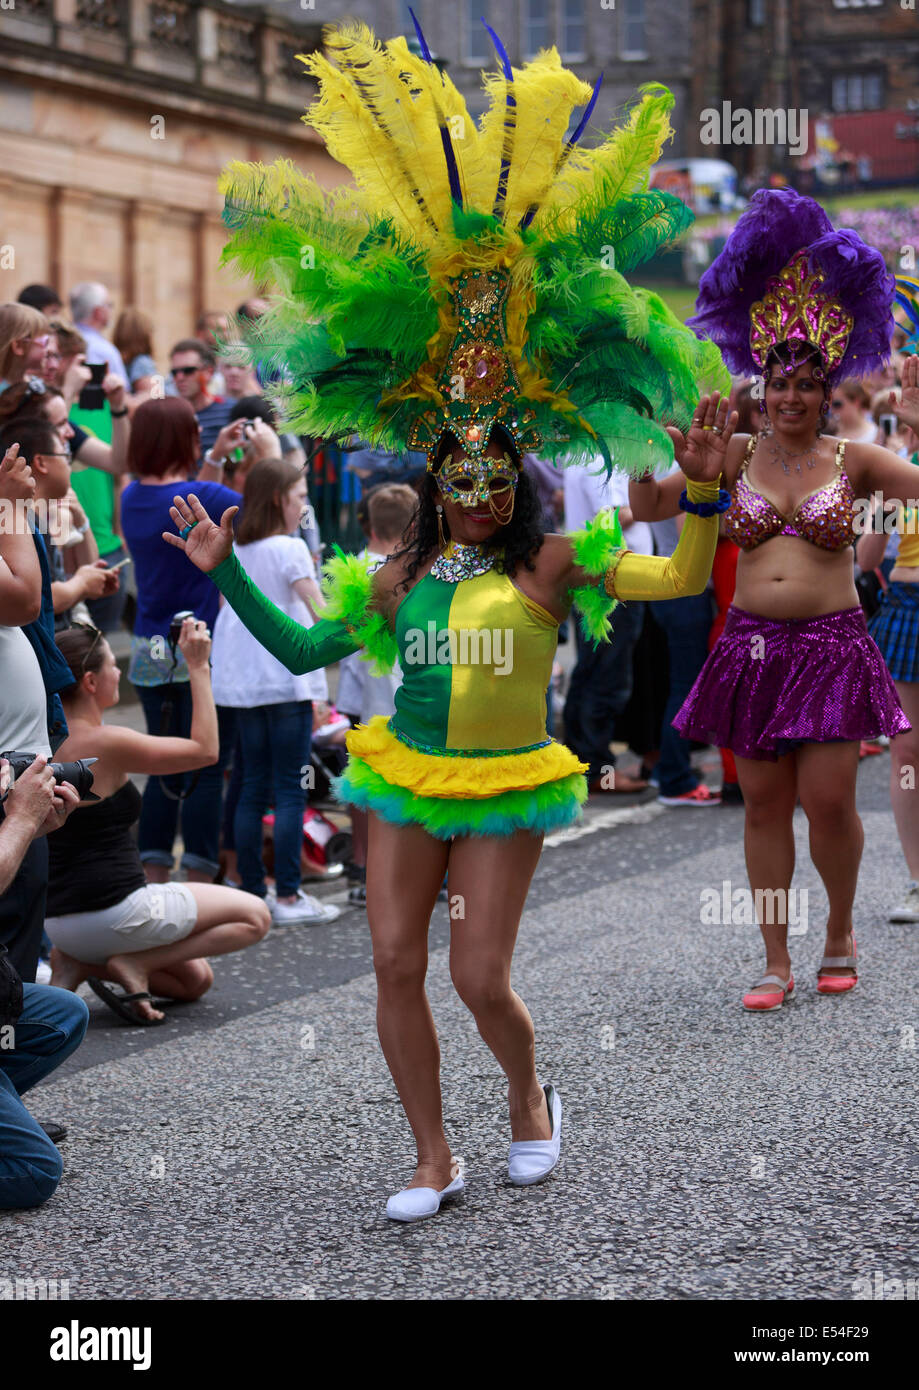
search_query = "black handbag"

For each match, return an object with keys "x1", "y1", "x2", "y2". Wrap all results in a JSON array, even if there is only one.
[{"x1": 0, "y1": 943, "x2": 24, "y2": 1028}]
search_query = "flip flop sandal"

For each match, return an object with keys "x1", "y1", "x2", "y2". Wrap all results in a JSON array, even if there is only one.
[{"x1": 86, "y1": 977, "x2": 166, "y2": 1027}]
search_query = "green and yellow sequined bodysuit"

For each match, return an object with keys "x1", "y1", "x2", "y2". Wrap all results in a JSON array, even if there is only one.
[{"x1": 208, "y1": 481, "x2": 720, "y2": 838}]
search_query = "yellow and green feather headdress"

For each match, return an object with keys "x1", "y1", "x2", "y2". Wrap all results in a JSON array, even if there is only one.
[{"x1": 219, "y1": 15, "x2": 727, "y2": 475}]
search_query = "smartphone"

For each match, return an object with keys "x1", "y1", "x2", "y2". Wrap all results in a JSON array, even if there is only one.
[
  {"x1": 106, "y1": 556, "x2": 132, "y2": 573},
  {"x1": 78, "y1": 362, "x2": 107, "y2": 411},
  {"x1": 879, "y1": 414, "x2": 898, "y2": 438}
]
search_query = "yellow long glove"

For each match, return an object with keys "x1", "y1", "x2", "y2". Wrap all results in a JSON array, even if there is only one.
[{"x1": 605, "y1": 477, "x2": 721, "y2": 601}]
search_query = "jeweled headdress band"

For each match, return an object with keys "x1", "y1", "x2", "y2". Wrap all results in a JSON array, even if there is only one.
[{"x1": 749, "y1": 250, "x2": 853, "y2": 378}]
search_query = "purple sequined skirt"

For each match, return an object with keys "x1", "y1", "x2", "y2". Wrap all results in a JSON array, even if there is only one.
[{"x1": 673, "y1": 604, "x2": 911, "y2": 762}]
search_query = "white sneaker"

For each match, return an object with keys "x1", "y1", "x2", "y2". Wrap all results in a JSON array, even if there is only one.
[
  {"x1": 271, "y1": 890, "x2": 340, "y2": 925},
  {"x1": 890, "y1": 881, "x2": 919, "y2": 923},
  {"x1": 386, "y1": 1175, "x2": 464, "y2": 1222},
  {"x1": 35, "y1": 959, "x2": 52, "y2": 985}
]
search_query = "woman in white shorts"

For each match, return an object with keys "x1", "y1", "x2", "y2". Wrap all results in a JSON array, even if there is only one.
[{"x1": 45, "y1": 618, "x2": 271, "y2": 1024}]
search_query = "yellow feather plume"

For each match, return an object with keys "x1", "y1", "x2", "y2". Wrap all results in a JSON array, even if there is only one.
[
  {"x1": 475, "y1": 48, "x2": 593, "y2": 225},
  {"x1": 536, "y1": 83, "x2": 676, "y2": 236}
]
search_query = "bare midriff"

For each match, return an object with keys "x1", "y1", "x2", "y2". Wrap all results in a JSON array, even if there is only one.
[{"x1": 732, "y1": 538, "x2": 859, "y2": 620}]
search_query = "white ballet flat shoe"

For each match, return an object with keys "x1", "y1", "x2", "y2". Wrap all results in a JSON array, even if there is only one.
[
  {"x1": 508, "y1": 1083, "x2": 562, "y2": 1187},
  {"x1": 386, "y1": 1174, "x2": 464, "y2": 1223}
]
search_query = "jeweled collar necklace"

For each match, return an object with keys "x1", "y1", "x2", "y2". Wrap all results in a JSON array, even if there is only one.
[{"x1": 429, "y1": 541, "x2": 499, "y2": 584}]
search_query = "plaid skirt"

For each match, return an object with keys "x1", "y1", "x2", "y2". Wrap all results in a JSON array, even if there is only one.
[{"x1": 869, "y1": 581, "x2": 919, "y2": 683}]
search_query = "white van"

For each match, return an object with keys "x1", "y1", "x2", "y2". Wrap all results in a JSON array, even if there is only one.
[{"x1": 651, "y1": 159, "x2": 742, "y2": 215}]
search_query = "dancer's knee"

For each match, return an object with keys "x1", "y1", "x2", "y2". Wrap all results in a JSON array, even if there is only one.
[
  {"x1": 372, "y1": 943, "x2": 427, "y2": 993},
  {"x1": 450, "y1": 959, "x2": 511, "y2": 1016}
]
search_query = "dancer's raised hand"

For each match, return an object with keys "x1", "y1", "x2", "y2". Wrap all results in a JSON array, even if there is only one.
[
  {"x1": 669, "y1": 393, "x2": 737, "y2": 483},
  {"x1": 163, "y1": 492, "x2": 238, "y2": 572},
  {"x1": 890, "y1": 354, "x2": 919, "y2": 435}
]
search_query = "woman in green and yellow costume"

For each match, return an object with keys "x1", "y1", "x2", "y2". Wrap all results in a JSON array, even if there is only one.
[{"x1": 164, "y1": 18, "x2": 733, "y2": 1222}]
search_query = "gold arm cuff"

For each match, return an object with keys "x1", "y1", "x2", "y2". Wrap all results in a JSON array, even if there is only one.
[{"x1": 603, "y1": 549, "x2": 629, "y2": 599}]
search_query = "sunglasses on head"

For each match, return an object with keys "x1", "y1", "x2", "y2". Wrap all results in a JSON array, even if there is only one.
[{"x1": 71, "y1": 619, "x2": 103, "y2": 674}]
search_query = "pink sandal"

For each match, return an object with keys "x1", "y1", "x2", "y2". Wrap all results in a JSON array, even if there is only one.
[
  {"x1": 817, "y1": 934, "x2": 858, "y2": 995},
  {"x1": 742, "y1": 973, "x2": 795, "y2": 1012}
]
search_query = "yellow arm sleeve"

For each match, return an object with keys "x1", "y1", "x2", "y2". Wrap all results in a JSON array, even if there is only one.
[{"x1": 605, "y1": 478, "x2": 721, "y2": 602}]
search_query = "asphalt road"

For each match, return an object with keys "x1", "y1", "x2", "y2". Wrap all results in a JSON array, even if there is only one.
[{"x1": 4, "y1": 748, "x2": 918, "y2": 1301}]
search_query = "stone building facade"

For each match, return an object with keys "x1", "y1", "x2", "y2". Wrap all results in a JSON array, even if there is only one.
[
  {"x1": 689, "y1": 0, "x2": 919, "y2": 186},
  {"x1": 1, "y1": 0, "x2": 696, "y2": 349}
]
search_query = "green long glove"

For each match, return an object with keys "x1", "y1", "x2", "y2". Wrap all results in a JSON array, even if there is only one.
[{"x1": 209, "y1": 551, "x2": 361, "y2": 674}]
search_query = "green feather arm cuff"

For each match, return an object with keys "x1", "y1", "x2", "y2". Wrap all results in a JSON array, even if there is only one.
[
  {"x1": 319, "y1": 548, "x2": 399, "y2": 675},
  {"x1": 209, "y1": 550, "x2": 361, "y2": 674},
  {"x1": 565, "y1": 507, "x2": 625, "y2": 643}
]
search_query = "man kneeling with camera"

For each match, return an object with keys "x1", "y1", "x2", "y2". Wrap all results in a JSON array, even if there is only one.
[{"x1": 0, "y1": 755, "x2": 87, "y2": 1209}]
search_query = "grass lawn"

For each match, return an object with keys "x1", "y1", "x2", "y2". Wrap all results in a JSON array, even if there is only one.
[{"x1": 643, "y1": 283, "x2": 699, "y2": 321}]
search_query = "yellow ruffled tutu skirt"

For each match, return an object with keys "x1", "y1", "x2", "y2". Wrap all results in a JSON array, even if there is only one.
[{"x1": 332, "y1": 715, "x2": 588, "y2": 839}]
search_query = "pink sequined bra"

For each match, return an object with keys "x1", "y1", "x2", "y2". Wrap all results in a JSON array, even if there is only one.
[{"x1": 723, "y1": 437, "x2": 856, "y2": 553}]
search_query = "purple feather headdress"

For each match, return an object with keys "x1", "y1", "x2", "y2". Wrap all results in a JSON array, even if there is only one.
[{"x1": 688, "y1": 188, "x2": 895, "y2": 385}]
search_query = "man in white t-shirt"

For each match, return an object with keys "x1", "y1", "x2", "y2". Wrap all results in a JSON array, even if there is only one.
[{"x1": 563, "y1": 460, "x2": 652, "y2": 794}]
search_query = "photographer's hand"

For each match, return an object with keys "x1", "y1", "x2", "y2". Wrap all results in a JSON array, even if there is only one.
[
  {"x1": 63, "y1": 355, "x2": 91, "y2": 410},
  {"x1": 3, "y1": 756, "x2": 58, "y2": 838},
  {"x1": 176, "y1": 615, "x2": 212, "y2": 670},
  {"x1": 37, "y1": 780, "x2": 80, "y2": 835}
]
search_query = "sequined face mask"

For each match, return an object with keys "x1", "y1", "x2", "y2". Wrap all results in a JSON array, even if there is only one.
[{"x1": 438, "y1": 451, "x2": 519, "y2": 523}]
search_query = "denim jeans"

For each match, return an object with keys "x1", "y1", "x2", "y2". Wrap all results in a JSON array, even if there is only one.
[
  {"x1": 564, "y1": 601, "x2": 645, "y2": 781},
  {"x1": 0, "y1": 984, "x2": 88, "y2": 1209},
  {"x1": 0, "y1": 835, "x2": 48, "y2": 983},
  {"x1": 234, "y1": 701, "x2": 313, "y2": 899},
  {"x1": 135, "y1": 683, "x2": 237, "y2": 877},
  {"x1": 653, "y1": 591, "x2": 716, "y2": 797}
]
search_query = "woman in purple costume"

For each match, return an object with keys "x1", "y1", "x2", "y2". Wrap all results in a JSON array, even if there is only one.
[{"x1": 632, "y1": 190, "x2": 919, "y2": 1011}]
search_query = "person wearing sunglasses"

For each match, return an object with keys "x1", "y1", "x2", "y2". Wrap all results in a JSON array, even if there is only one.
[
  {"x1": 169, "y1": 340, "x2": 234, "y2": 467},
  {"x1": 0, "y1": 303, "x2": 51, "y2": 396}
]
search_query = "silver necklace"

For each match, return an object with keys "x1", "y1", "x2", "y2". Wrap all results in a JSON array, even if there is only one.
[
  {"x1": 429, "y1": 541, "x2": 498, "y2": 584},
  {"x1": 766, "y1": 438, "x2": 821, "y2": 476}
]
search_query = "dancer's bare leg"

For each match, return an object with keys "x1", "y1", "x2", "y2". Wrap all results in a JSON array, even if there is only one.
[
  {"x1": 366, "y1": 813, "x2": 451, "y2": 1190},
  {"x1": 734, "y1": 753, "x2": 798, "y2": 993},
  {"x1": 447, "y1": 830, "x2": 550, "y2": 1140},
  {"x1": 796, "y1": 740, "x2": 862, "y2": 980}
]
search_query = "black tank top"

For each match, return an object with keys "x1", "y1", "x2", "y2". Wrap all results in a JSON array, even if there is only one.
[{"x1": 47, "y1": 780, "x2": 147, "y2": 916}]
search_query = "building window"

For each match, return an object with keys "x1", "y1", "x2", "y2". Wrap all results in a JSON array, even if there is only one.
[
  {"x1": 561, "y1": 0, "x2": 587, "y2": 60},
  {"x1": 464, "y1": 0, "x2": 492, "y2": 63},
  {"x1": 832, "y1": 73, "x2": 884, "y2": 111},
  {"x1": 523, "y1": 0, "x2": 552, "y2": 59},
  {"x1": 748, "y1": 0, "x2": 766, "y2": 25},
  {"x1": 832, "y1": 1, "x2": 883, "y2": 8},
  {"x1": 620, "y1": 0, "x2": 647, "y2": 60}
]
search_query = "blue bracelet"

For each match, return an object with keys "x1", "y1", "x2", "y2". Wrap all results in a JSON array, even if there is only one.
[{"x1": 679, "y1": 487, "x2": 732, "y2": 517}]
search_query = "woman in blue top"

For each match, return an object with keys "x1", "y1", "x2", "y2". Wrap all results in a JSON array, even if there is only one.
[{"x1": 121, "y1": 397, "x2": 245, "y2": 884}]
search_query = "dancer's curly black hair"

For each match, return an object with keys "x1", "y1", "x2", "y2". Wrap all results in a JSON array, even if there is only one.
[{"x1": 390, "y1": 425, "x2": 545, "y2": 592}]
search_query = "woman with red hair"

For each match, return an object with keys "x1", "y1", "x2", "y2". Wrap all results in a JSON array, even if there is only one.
[{"x1": 121, "y1": 397, "x2": 246, "y2": 886}]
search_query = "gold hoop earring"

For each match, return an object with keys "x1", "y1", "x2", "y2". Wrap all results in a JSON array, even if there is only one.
[{"x1": 436, "y1": 503, "x2": 446, "y2": 549}]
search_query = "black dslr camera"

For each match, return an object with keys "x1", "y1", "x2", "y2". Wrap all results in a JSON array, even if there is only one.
[{"x1": 1, "y1": 750, "x2": 98, "y2": 802}]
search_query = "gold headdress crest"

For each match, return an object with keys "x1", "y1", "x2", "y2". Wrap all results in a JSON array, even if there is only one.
[{"x1": 749, "y1": 251, "x2": 853, "y2": 376}]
